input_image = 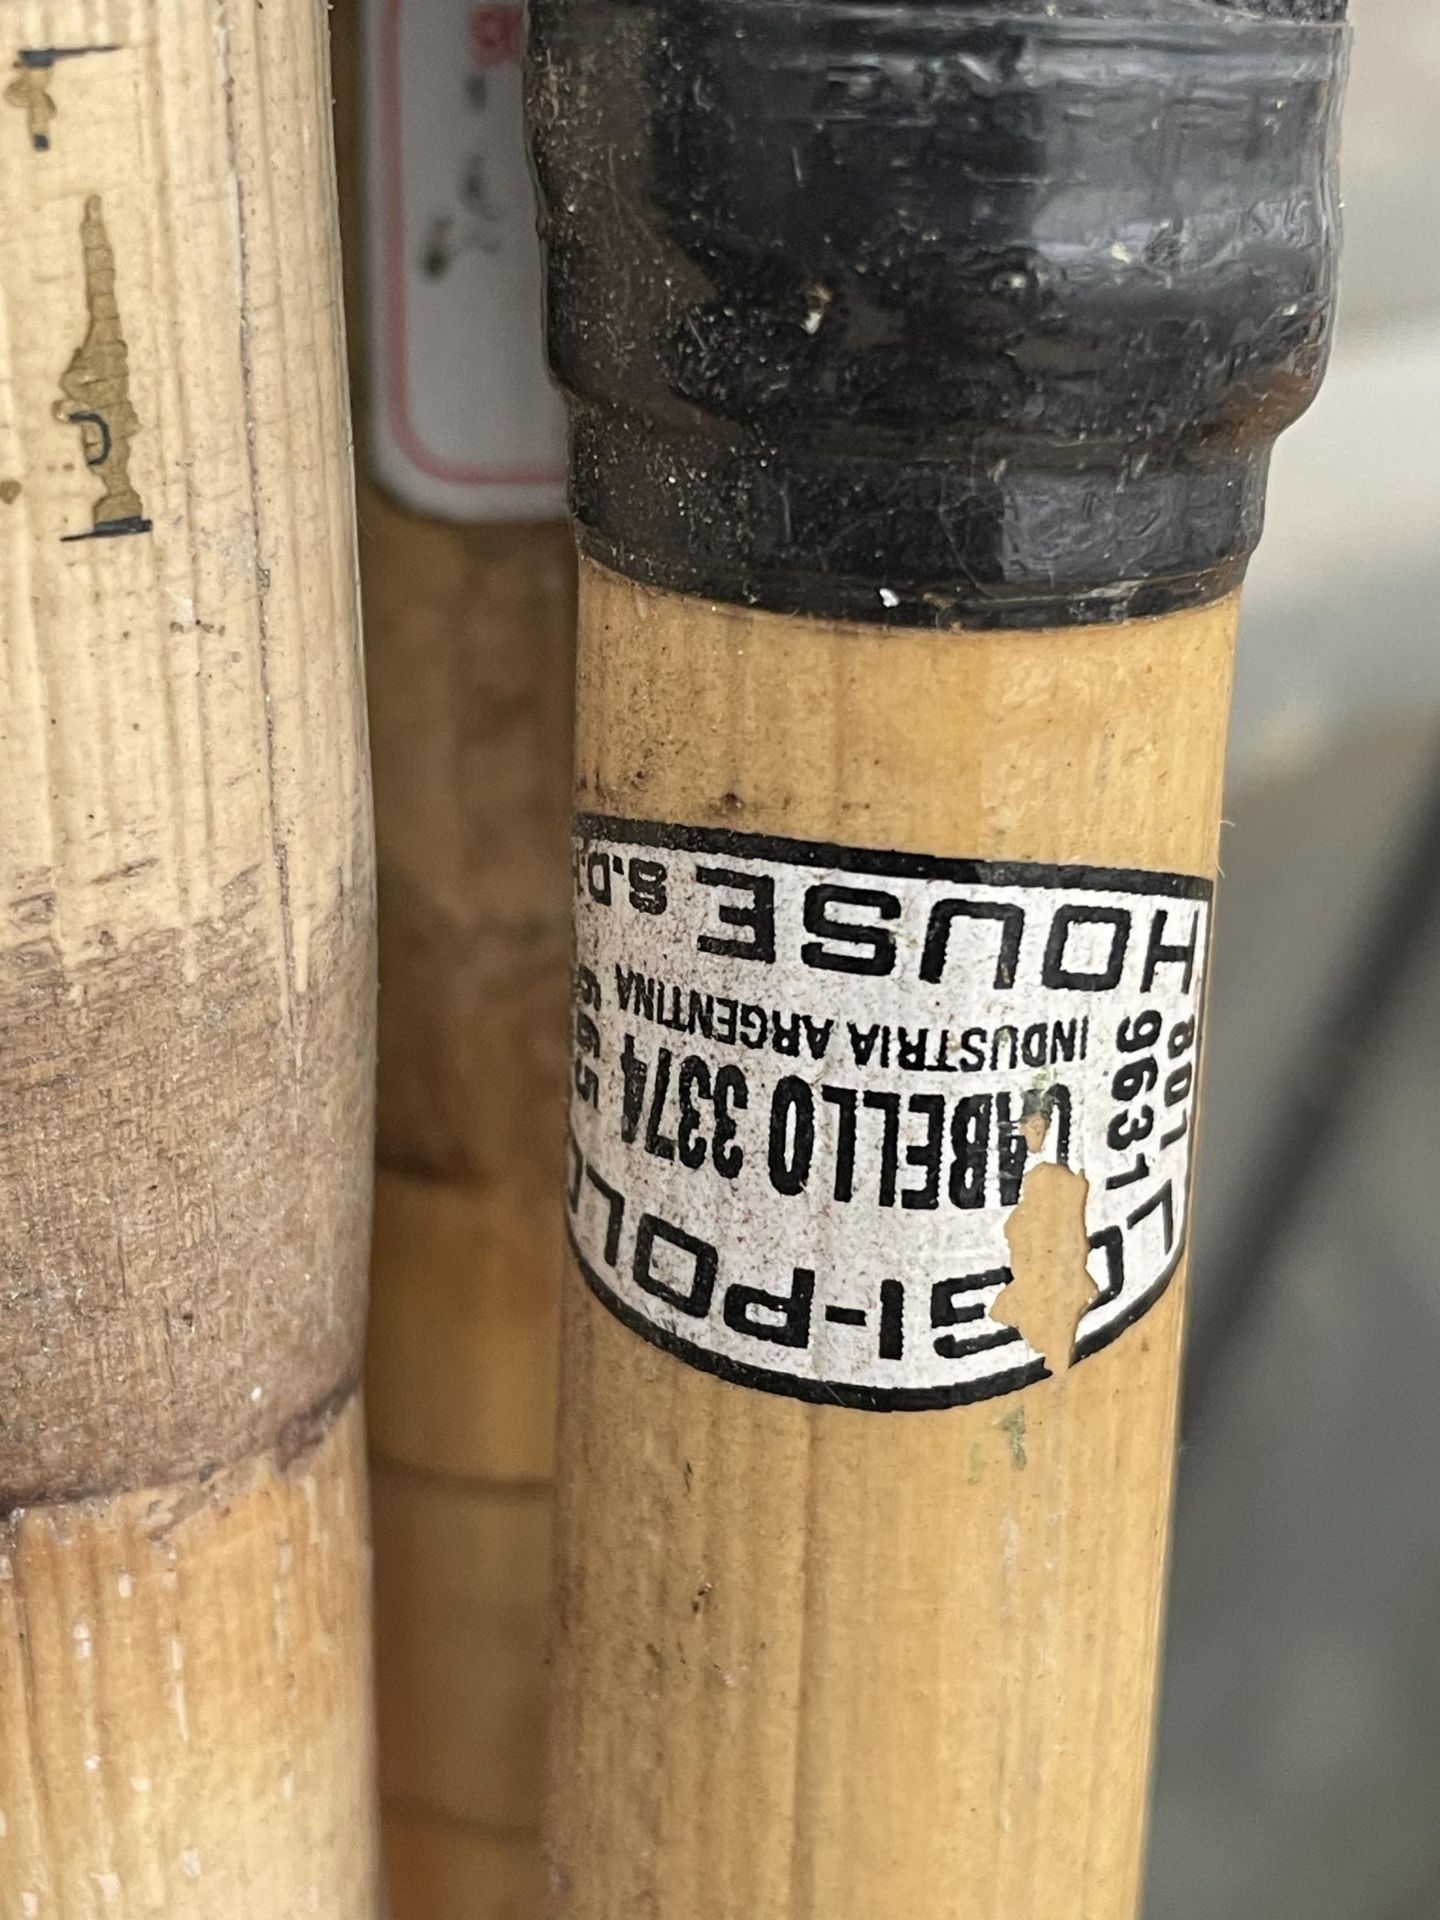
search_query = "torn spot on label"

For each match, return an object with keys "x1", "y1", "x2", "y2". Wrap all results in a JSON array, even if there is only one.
[{"x1": 994, "y1": 1141, "x2": 1097, "y2": 1379}]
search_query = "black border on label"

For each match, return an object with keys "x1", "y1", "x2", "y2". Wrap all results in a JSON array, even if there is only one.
[
  {"x1": 569, "y1": 810, "x2": 1202, "y2": 1407},
  {"x1": 573, "y1": 813, "x2": 1214, "y2": 902},
  {"x1": 1072, "y1": 1238, "x2": 1187, "y2": 1365},
  {"x1": 568, "y1": 1227, "x2": 1188, "y2": 1414}
]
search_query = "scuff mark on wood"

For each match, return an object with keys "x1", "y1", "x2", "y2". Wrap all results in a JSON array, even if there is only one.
[
  {"x1": 55, "y1": 195, "x2": 151, "y2": 540},
  {"x1": 5, "y1": 45, "x2": 120, "y2": 152},
  {"x1": 4, "y1": 62, "x2": 57, "y2": 151}
]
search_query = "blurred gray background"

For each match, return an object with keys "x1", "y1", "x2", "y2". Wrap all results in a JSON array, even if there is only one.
[{"x1": 1145, "y1": 6, "x2": 1440, "y2": 1916}]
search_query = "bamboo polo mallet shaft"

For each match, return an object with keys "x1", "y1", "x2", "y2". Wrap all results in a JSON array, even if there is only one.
[
  {"x1": 0, "y1": 1, "x2": 379, "y2": 1912},
  {"x1": 332, "y1": 0, "x2": 575, "y2": 1907},
  {"x1": 529, "y1": 3, "x2": 1350, "y2": 1916}
]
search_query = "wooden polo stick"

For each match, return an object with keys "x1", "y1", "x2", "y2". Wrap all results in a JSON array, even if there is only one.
[
  {"x1": 529, "y1": 3, "x2": 1349, "y2": 1916},
  {"x1": 0, "y1": 1, "x2": 378, "y2": 1913},
  {"x1": 332, "y1": 0, "x2": 574, "y2": 1908}
]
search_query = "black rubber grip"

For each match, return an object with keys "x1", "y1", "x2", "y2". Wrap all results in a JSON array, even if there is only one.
[{"x1": 528, "y1": 0, "x2": 1350, "y2": 628}]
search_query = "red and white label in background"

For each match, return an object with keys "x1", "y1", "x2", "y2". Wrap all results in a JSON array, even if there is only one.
[{"x1": 364, "y1": 0, "x2": 566, "y2": 521}]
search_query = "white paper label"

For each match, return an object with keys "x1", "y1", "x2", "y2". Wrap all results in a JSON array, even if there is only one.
[
  {"x1": 363, "y1": 0, "x2": 566, "y2": 520},
  {"x1": 568, "y1": 816, "x2": 1213, "y2": 1411}
]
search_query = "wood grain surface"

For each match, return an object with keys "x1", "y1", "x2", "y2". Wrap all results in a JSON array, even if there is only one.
[
  {"x1": 546, "y1": 558, "x2": 1239, "y2": 1920},
  {"x1": 0, "y1": 0, "x2": 378, "y2": 1909},
  {"x1": 331, "y1": 5, "x2": 574, "y2": 1909}
]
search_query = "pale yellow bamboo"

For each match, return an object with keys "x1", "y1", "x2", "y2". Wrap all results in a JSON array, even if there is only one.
[
  {"x1": 358, "y1": 371, "x2": 571, "y2": 1920},
  {"x1": 0, "y1": 0, "x2": 378, "y2": 1910},
  {"x1": 331, "y1": 4, "x2": 574, "y2": 1905},
  {"x1": 546, "y1": 558, "x2": 1237, "y2": 1920},
  {"x1": 360, "y1": 501, "x2": 571, "y2": 1896}
]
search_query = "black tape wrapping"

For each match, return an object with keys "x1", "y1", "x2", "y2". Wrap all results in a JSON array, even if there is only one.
[{"x1": 528, "y1": 0, "x2": 1350, "y2": 628}]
